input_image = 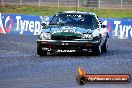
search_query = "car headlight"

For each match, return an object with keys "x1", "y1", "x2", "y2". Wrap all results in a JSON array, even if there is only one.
[
  {"x1": 39, "y1": 33, "x2": 51, "y2": 39},
  {"x1": 82, "y1": 34, "x2": 93, "y2": 40}
]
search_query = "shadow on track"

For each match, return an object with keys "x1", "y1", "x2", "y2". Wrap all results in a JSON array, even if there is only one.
[{"x1": 35, "y1": 52, "x2": 108, "y2": 58}]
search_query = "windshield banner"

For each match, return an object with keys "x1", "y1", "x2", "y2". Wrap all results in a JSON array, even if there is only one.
[{"x1": 0, "y1": 13, "x2": 132, "y2": 39}]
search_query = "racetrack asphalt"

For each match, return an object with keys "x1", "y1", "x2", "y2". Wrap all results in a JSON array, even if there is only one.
[{"x1": 0, "y1": 34, "x2": 132, "y2": 88}]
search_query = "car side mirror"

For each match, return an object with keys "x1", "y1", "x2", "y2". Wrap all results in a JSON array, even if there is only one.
[
  {"x1": 99, "y1": 20, "x2": 102, "y2": 24},
  {"x1": 101, "y1": 25, "x2": 106, "y2": 28},
  {"x1": 41, "y1": 23, "x2": 47, "y2": 26},
  {"x1": 41, "y1": 23, "x2": 49, "y2": 29}
]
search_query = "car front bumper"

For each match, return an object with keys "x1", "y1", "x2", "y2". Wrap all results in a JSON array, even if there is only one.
[{"x1": 37, "y1": 39, "x2": 101, "y2": 53}]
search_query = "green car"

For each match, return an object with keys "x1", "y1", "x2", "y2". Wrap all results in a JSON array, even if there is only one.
[{"x1": 37, "y1": 11, "x2": 109, "y2": 56}]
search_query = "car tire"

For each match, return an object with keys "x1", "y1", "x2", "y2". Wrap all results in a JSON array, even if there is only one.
[
  {"x1": 94, "y1": 44, "x2": 102, "y2": 56},
  {"x1": 102, "y1": 39, "x2": 108, "y2": 53},
  {"x1": 37, "y1": 42, "x2": 47, "y2": 56}
]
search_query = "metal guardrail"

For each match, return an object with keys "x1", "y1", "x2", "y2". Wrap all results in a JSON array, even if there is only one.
[{"x1": 0, "y1": 0, "x2": 132, "y2": 9}]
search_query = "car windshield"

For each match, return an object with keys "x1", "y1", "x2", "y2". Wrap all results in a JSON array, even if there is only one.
[{"x1": 50, "y1": 13, "x2": 98, "y2": 27}]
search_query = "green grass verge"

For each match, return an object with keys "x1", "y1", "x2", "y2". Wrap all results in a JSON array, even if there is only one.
[{"x1": 0, "y1": 5, "x2": 132, "y2": 18}]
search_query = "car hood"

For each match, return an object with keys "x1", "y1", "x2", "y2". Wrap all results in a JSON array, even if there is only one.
[{"x1": 42, "y1": 25, "x2": 95, "y2": 36}]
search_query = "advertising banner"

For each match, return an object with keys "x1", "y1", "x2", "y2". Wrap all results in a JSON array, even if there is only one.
[
  {"x1": 0, "y1": 13, "x2": 132, "y2": 39},
  {"x1": 0, "y1": 13, "x2": 52, "y2": 35},
  {"x1": 101, "y1": 18, "x2": 132, "y2": 39}
]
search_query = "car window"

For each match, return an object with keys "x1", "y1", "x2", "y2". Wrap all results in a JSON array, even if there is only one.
[
  {"x1": 50, "y1": 13, "x2": 96, "y2": 27},
  {"x1": 92, "y1": 16, "x2": 99, "y2": 28}
]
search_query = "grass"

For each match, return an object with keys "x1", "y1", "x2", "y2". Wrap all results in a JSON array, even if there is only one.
[{"x1": 0, "y1": 4, "x2": 132, "y2": 18}]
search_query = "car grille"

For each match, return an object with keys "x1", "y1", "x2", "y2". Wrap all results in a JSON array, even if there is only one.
[{"x1": 51, "y1": 36, "x2": 81, "y2": 40}]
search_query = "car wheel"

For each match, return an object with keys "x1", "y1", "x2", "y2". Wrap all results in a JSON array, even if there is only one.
[
  {"x1": 102, "y1": 40, "x2": 108, "y2": 53},
  {"x1": 37, "y1": 42, "x2": 47, "y2": 56},
  {"x1": 94, "y1": 44, "x2": 102, "y2": 56}
]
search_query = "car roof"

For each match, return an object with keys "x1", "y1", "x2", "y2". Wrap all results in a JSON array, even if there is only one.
[{"x1": 57, "y1": 11, "x2": 96, "y2": 16}]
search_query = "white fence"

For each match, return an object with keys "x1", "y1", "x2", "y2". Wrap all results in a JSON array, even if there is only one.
[{"x1": 0, "y1": 0, "x2": 132, "y2": 9}]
